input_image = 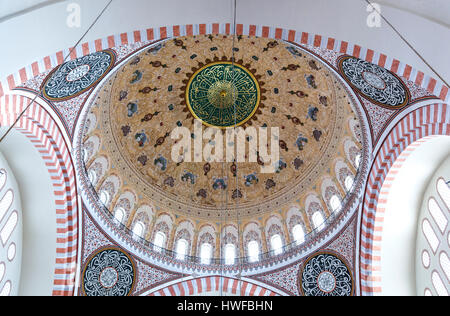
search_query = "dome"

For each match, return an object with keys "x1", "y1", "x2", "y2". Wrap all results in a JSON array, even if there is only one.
[{"x1": 78, "y1": 34, "x2": 366, "y2": 268}]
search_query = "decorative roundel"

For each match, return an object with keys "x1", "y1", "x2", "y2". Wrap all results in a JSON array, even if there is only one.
[
  {"x1": 338, "y1": 55, "x2": 410, "y2": 108},
  {"x1": 42, "y1": 50, "x2": 116, "y2": 101},
  {"x1": 299, "y1": 252, "x2": 353, "y2": 296},
  {"x1": 185, "y1": 61, "x2": 261, "y2": 128},
  {"x1": 82, "y1": 248, "x2": 135, "y2": 296}
]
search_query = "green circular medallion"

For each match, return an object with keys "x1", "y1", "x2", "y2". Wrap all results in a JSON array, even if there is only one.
[{"x1": 186, "y1": 62, "x2": 260, "y2": 128}]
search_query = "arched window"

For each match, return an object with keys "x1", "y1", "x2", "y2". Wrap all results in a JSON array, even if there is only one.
[
  {"x1": 344, "y1": 176, "x2": 354, "y2": 192},
  {"x1": 432, "y1": 271, "x2": 448, "y2": 296},
  {"x1": 270, "y1": 234, "x2": 283, "y2": 255},
  {"x1": 153, "y1": 232, "x2": 166, "y2": 252},
  {"x1": 0, "y1": 211, "x2": 18, "y2": 246},
  {"x1": 312, "y1": 211, "x2": 325, "y2": 231},
  {"x1": 247, "y1": 240, "x2": 260, "y2": 263},
  {"x1": 0, "y1": 281, "x2": 11, "y2": 296},
  {"x1": 224, "y1": 244, "x2": 236, "y2": 265},
  {"x1": 99, "y1": 190, "x2": 110, "y2": 206},
  {"x1": 0, "y1": 170, "x2": 6, "y2": 192},
  {"x1": 200, "y1": 243, "x2": 212, "y2": 265},
  {"x1": 422, "y1": 219, "x2": 439, "y2": 253},
  {"x1": 437, "y1": 178, "x2": 450, "y2": 210},
  {"x1": 175, "y1": 239, "x2": 188, "y2": 261},
  {"x1": 330, "y1": 195, "x2": 341, "y2": 213},
  {"x1": 132, "y1": 221, "x2": 145, "y2": 239},
  {"x1": 88, "y1": 170, "x2": 97, "y2": 185},
  {"x1": 292, "y1": 224, "x2": 305, "y2": 245},
  {"x1": 0, "y1": 190, "x2": 13, "y2": 222},
  {"x1": 113, "y1": 207, "x2": 125, "y2": 225},
  {"x1": 355, "y1": 154, "x2": 361, "y2": 168},
  {"x1": 428, "y1": 198, "x2": 447, "y2": 233},
  {"x1": 439, "y1": 252, "x2": 450, "y2": 282}
]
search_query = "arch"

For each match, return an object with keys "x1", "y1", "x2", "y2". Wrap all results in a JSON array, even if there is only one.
[
  {"x1": 344, "y1": 138, "x2": 362, "y2": 169},
  {"x1": 131, "y1": 208, "x2": 152, "y2": 239},
  {"x1": 334, "y1": 159, "x2": 355, "y2": 192},
  {"x1": 151, "y1": 214, "x2": 174, "y2": 246},
  {"x1": 173, "y1": 220, "x2": 195, "y2": 256},
  {"x1": 265, "y1": 215, "x2": 285, "y2": 251},
  {"x1": 243, "y1": 222, "x2": 262, "y2": 260},
  {"x1": 305, "y1": 194, "x2": 327, "y2": 229},
  {"x1": 87, "y1": 156, "x2": 108, "y2": 186},
  {"x1": 197, "y1": 224, "x2": 216, "y2": 258},
  {"x1": 98, "y1": 175, "x2": 120, "y2": 208},
  {"x1": 348, "y1": 117, "x2": 363, "y2": 144},
  {"x1": 153, "y1": 231, "x2": 166, "y2": 251},
  {"x1": 321, "y1": 177, "x2": 343, "y2": 214},
  {"x1": 82, "y1": 135, "x2": 100, "y2": 164},
  {"x1": 132, "y1": 221, "x2": 145, "y2": 239},
  {"x1": 131, "y1": 204, "x2": 154, "y2": 229},
  {"x1": 270, "y1": 234, "x2": 283, "y2": 255},
  {"x1": 286, "y1": 206, "x2": 307, "y2": 241},
  {"x1": 112, "y1": 191, "x2": 137, "y2": 224},
  {"x1": 175, "y1": 238, "x2": 189, "y2": 260},
  {"x1": 0, "y1": 94, "x2": 78, "y2": 296},
  {"x1": 311, "y1": 211, "x2": 326, "y2": 232},
  {"x1": 292, "y1": 224, "x2": 305, "y2": 245},
  {"x1": 199, "y1": 242, "x2": 213, "y2": 264},
  {"x1": 83, "y1": 112, "x2": 97, "y2": 136},
  {"x1": 221, "y1": 224, "x2": 239, "y2": 251},
  {"x1": 359, "y1": 103, "x2": 450, "y2": 296},
  {"x1": 147, "y1": 276, "x2": 285, "y2": 296},
  {"x1": 113, "y1": 207, "x2": 126, "y2": 224}
]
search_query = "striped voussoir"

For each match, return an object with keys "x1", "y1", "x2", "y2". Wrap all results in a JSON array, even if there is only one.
[
  {"x1": 147, "y1": 276, "x2": 281, "y2": 296},
  {"x1": 1, "y1": 23, "x2": 448, "y2": 103},
  {"x1": 359, "y1": 103, "x2": 450, "y2": 295},
  {"x1": 0, "y1": 94, "x2": 78, "y2": 296}
]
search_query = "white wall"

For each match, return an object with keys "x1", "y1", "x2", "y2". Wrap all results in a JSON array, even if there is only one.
[
  {"x1": 0, "y1": 151, "x2": 22, "y2": 296},
  {"x1": 0, "y1": 0, "x2": 449, "y2": 85},
  {"x1": 415, "y1": 155, "x2": 450, "y2": 296},
  {"x1": 380, "y1": 136, "x2": 450, "y2": 296},
  {"x1": 0, "y1": 128, "x2": 56, "y2": 296}
]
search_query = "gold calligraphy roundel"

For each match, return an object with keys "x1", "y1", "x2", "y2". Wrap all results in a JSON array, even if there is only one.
[{"x1": 185, "y1": 61, "x2": 260, "y2": 128}]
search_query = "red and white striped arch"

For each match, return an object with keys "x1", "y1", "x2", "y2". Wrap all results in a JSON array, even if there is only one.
[
  {"x1": 359, "y1": 103, "x2": 450, "y2": 295},
  {"x1": 1, "y1": 23, "x2": 448, "y2": 103},
  {"x1": 145, "y1": 276, "x2": 285, "y2": 296},
  {"x1": 0, "y1": 94, "x2": 78, "y2": 296}
]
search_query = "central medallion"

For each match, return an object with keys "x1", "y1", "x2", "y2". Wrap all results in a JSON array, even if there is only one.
[{"x1": 185, "y1": 61, "x2": 261, "y2": 128}]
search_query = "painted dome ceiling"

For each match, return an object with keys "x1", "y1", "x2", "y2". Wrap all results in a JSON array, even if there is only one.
[{"x1": 83, "y1": 34, "x2": 364, "y2": 222}]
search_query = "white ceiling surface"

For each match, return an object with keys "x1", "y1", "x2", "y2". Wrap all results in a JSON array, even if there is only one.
[
  {"x1": 0, "y1": 0, "x2": 449, "y2": 87},
  {"x1": 0, "y1": 0, "x2": 65, "y2": 21},
  {"x1": 379, "y1": 137, "x2": 450, "y2": 296},
  {"x1": 376, "y1": 0, "x2": 450, "y2": 28}
]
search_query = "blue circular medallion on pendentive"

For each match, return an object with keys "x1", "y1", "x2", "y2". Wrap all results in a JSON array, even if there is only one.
[
  {"x1": 82, "y1": 248, "x2": 135, "y2": 296},
  {"x1": 338, "y1": 55, "x2": 410, "y2": 108},
  {"x1": 42, "y1": 50, "x2": 116, "y2": 101},
  {"x1": 299, "y1": 253, "x2": 353, "y2": 296}
]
